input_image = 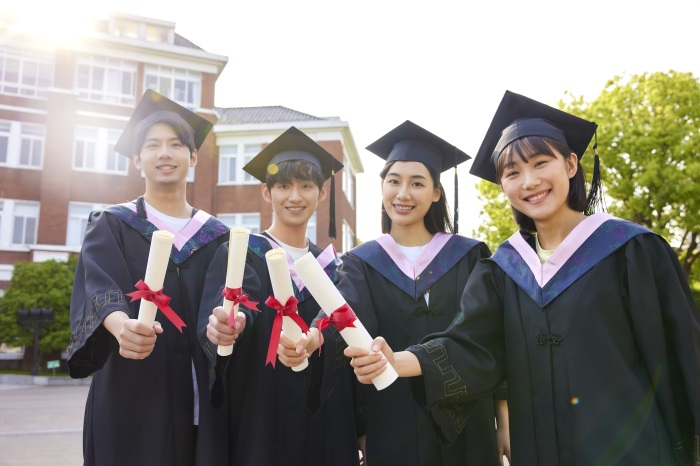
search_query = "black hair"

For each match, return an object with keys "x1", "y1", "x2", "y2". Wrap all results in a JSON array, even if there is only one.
[
  {"x1": 496, "y1": 136, "x2": 587, "y2": 232},
  {"x1": 132, "y1": 113, "x2": 196, "y2": 157},
  {"x1": 379, "y1": 160, "x2": 454, "y2": 235},
  {"x1": 264, "y1": 159, "x2": 326, "y2": 191}
]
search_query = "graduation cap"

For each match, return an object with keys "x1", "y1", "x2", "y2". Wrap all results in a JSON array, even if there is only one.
[
  {"x1": 243, "y1": 126, "x2": 344, "y2": 238},
  {"x1": 365, "y1": 120, "x2": 470, "y2": 232},
  {"x1": 470, "y1": 90, "x2": 597, "y2": 184},
  {"x1": 470, "y1": 90, "x2": 604, "y2": 213},
  {"x1": 114, "y1": 89, "x2": 213, "y2": 157}
]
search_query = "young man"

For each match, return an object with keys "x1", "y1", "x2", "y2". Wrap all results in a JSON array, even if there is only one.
[
  {"x1": 201, "y1": 126, "x2": 364, "y2": 466},
  {"x1": 68, "y1": 90, "x2": 229, "y2": 466}
]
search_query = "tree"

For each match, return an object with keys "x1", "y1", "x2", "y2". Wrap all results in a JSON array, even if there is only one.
[
  {"x1": 0, "y1": 258, "x2": 77, "y2": 352},
  {"x1": 563, "y1": 71, "x2": 700, "y2": 282},
  {"x1": 473, "y1": 180, "x2": 514, "y2": 251}
]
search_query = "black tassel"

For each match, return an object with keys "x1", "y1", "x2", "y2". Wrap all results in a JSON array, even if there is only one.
[
  {"x1": 328, "y1": 170, "x2": 337, "y2": 239},
  {"x1": 453, "y1": 166, "x2": 459, "y2": 234},
  {"x1": 585, "y1": 132, "x2": 607, "y2": 215}
]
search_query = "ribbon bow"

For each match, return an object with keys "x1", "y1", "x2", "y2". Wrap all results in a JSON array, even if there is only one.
[
  {"x1": 264, "y1": 295, "x2": 309, "y2": 367},
  {"x1": 126, "y1": 280, "x2": 186, "y2": 333},
  {"x1": 315, "y1": 303, "x2": 357, "y2": 354},
  {"x1": 222, "y1": 287, "x2": 260, "y2": 326}
]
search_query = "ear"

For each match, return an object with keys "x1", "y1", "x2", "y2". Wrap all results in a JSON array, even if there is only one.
[
  {"x1": 262, "y1": 184, "x2": 272, "y2": 204},
  {"x1": 432, "y1": 186, "x2": 441, "y2": 203},
  {"x1": 189, "y1": 149, "x2": 198, "y2": 168},
  {"x1": 132, "y1": 155, "x2": 141, "y2": 170},
  {"x1": 567, "y1": 152, "x2": 579, "y2": 179},
  {"x1": 318, "y1": 182, "x2": 328, "y2": 202}
]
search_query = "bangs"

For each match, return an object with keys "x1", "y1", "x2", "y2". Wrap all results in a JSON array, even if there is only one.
[
  {"x1": 495, "y1": 136, "x2": 563, "y2": 182},
  {"x1": 266, "y1": 159, "x2": 325, "y2": 188}
]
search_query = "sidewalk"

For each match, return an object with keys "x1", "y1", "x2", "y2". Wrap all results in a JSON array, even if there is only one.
[{"x1": 0, "y1": 374, "x2": 91, "y2": 386}]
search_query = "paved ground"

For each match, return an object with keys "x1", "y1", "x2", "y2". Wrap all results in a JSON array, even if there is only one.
[{"x1": 0, "y1": 384, "x2": 88, "y2": 466}]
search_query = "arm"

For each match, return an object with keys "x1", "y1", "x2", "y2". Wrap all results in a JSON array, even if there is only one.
[{"x1": 494, "y1": 399, "x2": 510, "y2": 466}]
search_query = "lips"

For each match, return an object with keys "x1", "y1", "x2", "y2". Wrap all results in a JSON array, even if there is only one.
[
  {"x1": 286, "y1": 206, "x2": 305, "y2": 213},
  {"x1": 393, "y1": 204, "x2": 415, "y2": 213},
  {"x1": 524, "y1": 190, "x2": 550, "y2": 203}
]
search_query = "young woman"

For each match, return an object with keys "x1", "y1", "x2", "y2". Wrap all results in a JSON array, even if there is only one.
[
  {"x1": 279, "y1": 121, "x2": 508, "y2": 466},
  {"x1": 346, "y1": 92, "x2": 700, "y2": 465},
  {"x1": 68, "y1": 90, "x2": 230, "y2": 466}
]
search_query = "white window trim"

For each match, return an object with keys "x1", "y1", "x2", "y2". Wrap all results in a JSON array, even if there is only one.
[
  {"x1": 143, "y1": 65, "x2": 201, "y2": 109},
  {"x1": 0, "y1": 199, "x2": 40, "y2": 248},
  {"x1": 0, "y1": 46, "x2": 53, "y2": 99},
  {"x1": 66, "y1": 202, "x2": 107, "y2": 246},
  {"x1": 75, "y1": 55, "x2": 137, "y2": 106},
  {"x1": 217, "y1": 142, "x2": 262, "y2": 186},
  {"x1": 342, "y1": 156, "x2": 354, "y2": 208},
  {"x1": 0, "y1": 119, "x2": 45, "y2": 170},
  {"x1": 217, "y1": 213, "x2": 261, "y2": 234},
  {"x1": 72, "y1": 125, "x2": 128, "y2": 175}
]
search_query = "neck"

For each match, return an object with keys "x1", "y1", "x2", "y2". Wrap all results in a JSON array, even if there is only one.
[
  {"x1": 143, "y1": 187, "x2": 191, "y2": 218},
  {"x1": 267, "y1": 223, "x2": 308, "y2": 248},
  {"x1": 390, "y1": 223, "x2": 434, "y2": 247},
  {"x1": 534, "y1": 209, "x2": 586, "y2": 250}
]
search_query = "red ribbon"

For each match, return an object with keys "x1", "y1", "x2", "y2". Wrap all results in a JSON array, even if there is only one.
[
  {"x1": 125, "y1": 280, "x2": 186, "y2": 333},
  {"x1": 222, "y1": 287, "x2": 260, "y2": 326},
  {"x1": 316, "y1": 303, "x2": 357, "y2": 354},
  {"x1": 264, "y1": 295, "x2": 309, "y2": 368}
]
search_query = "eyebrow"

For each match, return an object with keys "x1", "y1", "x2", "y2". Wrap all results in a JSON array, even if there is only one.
[{"x1": 386, "y1": 172, "x2": 428, "y2": 180}]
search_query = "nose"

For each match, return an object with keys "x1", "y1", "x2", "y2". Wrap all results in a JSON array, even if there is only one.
[
  {"x1": 396, "y1": 182, "x2": 411, "y2": 200},
  {"x1": 288, "y1": 186, "x2": 303, "y2": 201},
  {"x1": 157, "y1": 143, "x2": 173, "y2": 159},
  {"x1": 522, "y1": 171, "x2": 541, "y2": 190}
]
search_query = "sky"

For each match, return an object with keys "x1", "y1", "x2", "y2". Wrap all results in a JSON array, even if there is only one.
[{"x1": 7, "y1": 0, "x2": 700, "y2": 242}]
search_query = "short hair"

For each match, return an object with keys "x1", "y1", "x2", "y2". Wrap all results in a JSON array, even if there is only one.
[
  {"x1": 264, "y1": 159, "x2": 326, "y2": 190},
  {"x1": 496, "y1": 135, "x2": 587, "y2": 232},
  {"x1": 132, "y1": 113, "x2": 196, "y2": 157},
  {"x1": 379, "y1": 161, "x2": 454, "y2": 235}
]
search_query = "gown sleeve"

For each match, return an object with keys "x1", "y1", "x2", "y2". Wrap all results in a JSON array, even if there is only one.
[
  {"x1": 407, "y1": 259, "x2": 507, "y2": 444},
  {"x1": 624, "y1": 234, "x2": 700, "y2": 462},
  {"x1": 67, "y1": 211, "x2": 137, "y2": 378}
]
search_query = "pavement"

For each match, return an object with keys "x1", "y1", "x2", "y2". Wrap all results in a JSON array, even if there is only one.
[{"x1": 0, "y1": 377, "x2": 90, "y2": 466}]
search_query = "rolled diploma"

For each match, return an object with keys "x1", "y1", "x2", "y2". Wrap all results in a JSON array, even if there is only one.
[
  {"x1": 218, "y1": 227, "x2": 250, "y2": 356},
  {"x1": 137, "y1": 230, "x2": 175, "y2": 326},
  {"x1": 293, "y1": 252, "x2": 398, "y2": 390},
  {"x1": 265, "y1": 249, "x2": 308, "y2": 371}
]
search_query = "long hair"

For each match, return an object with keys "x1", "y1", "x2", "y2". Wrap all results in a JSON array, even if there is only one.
[
  {"x1": 379, "y1": 161, "x2": 453, "y2": 235},
  {"x1": 495, "y1": 136, "x2": 587, "y2": 232}
]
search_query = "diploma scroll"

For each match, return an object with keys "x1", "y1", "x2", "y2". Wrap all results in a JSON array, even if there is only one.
[
  {"x1": 266, "y1": 249, "x2": 308, "y2": 371},
  {"x1": 137, "y1": 230, "x2": 175, "y2": 326},
  {"x1": 293, "y1": 252, "x2": 398, "y2": 390},
  {"x1": 218, "y1": 227, "x2": 251, "y2": 356}
]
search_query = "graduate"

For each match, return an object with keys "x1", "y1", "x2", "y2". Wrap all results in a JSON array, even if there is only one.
[
  {"x1": 201, "y1": 126, "x2": 363, "y2": 466},
  {"x1": 279, "y1": 121, "x2": 508, "y2": 466},
  {"x1": 345, "y1": 91, "x2": 700, "y2": 465},
  {"x1": 67, "y1": 90, "x2": 230, "y2": 466}
]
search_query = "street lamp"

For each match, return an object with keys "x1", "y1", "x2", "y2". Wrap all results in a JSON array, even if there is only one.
[{"x1": 17, "y1": 308, "x2": 55, "y2": 376}]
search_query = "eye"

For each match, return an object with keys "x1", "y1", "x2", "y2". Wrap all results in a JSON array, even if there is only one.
[
  {"x1": 412, "y1": 181, "x2": 425, "y2": 187},
  {"x1": 277, "y1": 183, "x2": 288, "y2": 189},
  {"x1": 534, "y1": 159, "x2": 548, "y2": 167},
  {"x1": 302, "y1": 183, "x2": 313, "y2": 189}
]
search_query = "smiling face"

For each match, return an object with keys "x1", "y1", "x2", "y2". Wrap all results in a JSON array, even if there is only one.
[
  {"x1": 132, "y1": 122, "x2": 195, "y2": 187},
  {"x1": 499, "y1": 147, "x2": 578, "y2": 227},
  {"x1": 381, "y1": 161, "x2": 441, "y2": 232},
  {"x1": 263, "y1": 178, "x2": 327, "y2": 229}
]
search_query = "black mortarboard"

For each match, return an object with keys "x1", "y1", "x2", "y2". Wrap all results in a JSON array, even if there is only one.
[
  {"x1": 470, "y1": 90, "x2": 598, "y2": 184},
  {"x1": 114, "y1": 89, "x2": 213, "y2": 157},
  {"x1": 366, "y1": 120, "x2": 470, "y2": 232},
  {"x1": 243, "y1": 126, "x2": 345, "y2": 238}
]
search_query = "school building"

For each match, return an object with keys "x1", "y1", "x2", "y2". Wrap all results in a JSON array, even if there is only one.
[{"x1": 0, "y1": 11, "x2": 362, "y2": 294}]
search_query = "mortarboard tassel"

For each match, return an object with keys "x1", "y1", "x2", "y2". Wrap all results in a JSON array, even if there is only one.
[
  {"x1": 585, "y1": 131, "x2": 607, "y2": 215},
  {"x1": 453, "y1": 165, "x2": 459, "y2": 234},
  {"x1": 328, "y1": 169, "x2": 337, "y2": 239}
]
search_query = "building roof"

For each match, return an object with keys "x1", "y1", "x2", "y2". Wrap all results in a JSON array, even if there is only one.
[{"x1": 215, "y1": 106, "x2": 332, "y2": 125}]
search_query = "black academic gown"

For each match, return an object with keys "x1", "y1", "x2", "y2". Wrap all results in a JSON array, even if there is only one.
[
  {"x1": 409, "y1": 215, "x2": 700, "y2": 465},
  {"x1": 199, "y1": 233, "x2": 362, "y2": 466},
  {"x1": 311, "y1": 233, "x2": 501, "y2": 466},
  {"x1": 68, "y1": 198, "x2": 230, "y2": 466}
]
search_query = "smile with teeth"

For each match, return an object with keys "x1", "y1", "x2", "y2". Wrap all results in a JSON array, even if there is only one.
[
  {"x1": 393, "y1": 204, "x2": 414, "y2": 212},
  {"x1": 525, "y1": 190, "x2": 550, "y2": 202},
  {"x1": 286, "y1": 207, "x2": 305, "y2": 212},
  {"x1": 157, "y1": 165, "x2": 177, "y2": 170}
]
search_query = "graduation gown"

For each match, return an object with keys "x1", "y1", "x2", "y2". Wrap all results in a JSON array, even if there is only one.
[
  {"x1": 68, "y1": 198, "x2": 230, "y2": 466},
  {"x1": 199, "y1": 233, "x2": 362, "y2": 466},
  {"x1": 311, "y1": 233, "x2": 500, "y2": 466},
  {"x1": 409, "y1": 214, "x2": 700, "y2": 465}
]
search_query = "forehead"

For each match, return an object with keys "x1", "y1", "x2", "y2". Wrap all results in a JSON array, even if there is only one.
[
  {"x1": 144, "y1": 122, "x2": 179, "y2": 138},
  {"x1": 386, "y1": 160, "x2": 430, "y2": 176}
]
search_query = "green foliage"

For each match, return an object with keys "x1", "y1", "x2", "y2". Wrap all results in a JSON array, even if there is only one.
[
  {"x1": 0, "y1": 258, "x2": 77, "y2": 352},
  {"x1": 472, "y1": 180, "x2": 514, "y2": 251},
  {"x1": 563, "y1": 71, "x2": 700, "y2": 278}
]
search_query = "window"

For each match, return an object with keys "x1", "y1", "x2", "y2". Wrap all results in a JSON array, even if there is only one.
[
  {"x1": 73, "y1": 126, "x2": 127, "y2": 174},
  {"x1": 66, "y1": 202, "x2": 106, "y2": 246},
  {"x1": 342, "y1": 220, "x2": 356, "y2": 253},
  {"x1": 0, "y1": 120, "x2": 45, "y2": 169},
  {"x1": 11, "y1": 201, "x2": 39, "y2": 245},
  {"x1": 76, "y1": 56, "x2": 136, "y2": 105},
  {"x1": 342, "y1": 157, "x2": 354, "y2": 207},
  {"x1": 217, "y1": 213, "x2": 261, "y2": 234},
  {"x1": 0, "y1": 46, "x2": 53, "y2": 98},
  {"x1": 144, "y1": 66, "x2": 201, "y2": 109},
  {"x1": 218, "y1": 143, "x2": 261, "y2": 184}
]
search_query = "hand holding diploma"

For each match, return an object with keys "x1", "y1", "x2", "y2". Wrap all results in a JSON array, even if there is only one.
[
  {"x1": 293, "y1": 252, "x2": 398, "y2": 390},
  {"x1": 218, "y1": 227, "x2": 257, "y2": 356},
  {"x1": 207, "y1": 305, "x2": 247, "y2": 347}
]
